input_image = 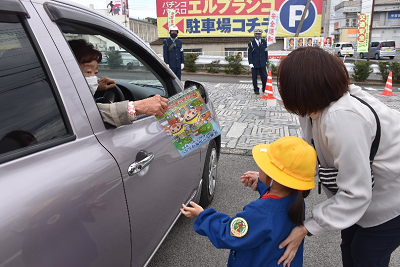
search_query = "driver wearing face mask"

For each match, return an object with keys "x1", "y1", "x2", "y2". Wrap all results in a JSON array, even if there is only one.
[{"x1": 68, "y1": 39, "x2": 168, "y2": 127}]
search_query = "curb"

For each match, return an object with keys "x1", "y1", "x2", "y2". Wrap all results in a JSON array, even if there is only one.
[
  {"x1": 221, "y1": 147, "x2": 252, "y2": 155},
  {"x1": 183, "y1": 71, "x2": 386, "y2": 85}
]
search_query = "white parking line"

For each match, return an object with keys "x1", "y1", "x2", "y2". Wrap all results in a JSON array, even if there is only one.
[
  {"x1": 364, "y1": 87, "x2": 377, "y2": 91},
  {"x1": 239, "y1": 80, "x2": 252, "y2": 83}
]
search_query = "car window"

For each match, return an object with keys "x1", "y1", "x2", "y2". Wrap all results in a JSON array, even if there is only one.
[
  {"x1": 0, "y1": 17, "x2": 69, "y2": 155},
  {"x1": 64, "y1": 34, "x2": 166, "y2": 108},
  {"x1": 371, "y1": 42, "x2": 379, "y2": 47},
  {"x1": 382, "y1": 41, "x2": 395, "y2": 47},
  {"x1": 342, "y1": 44, "x2": 353, "y2": 48}
]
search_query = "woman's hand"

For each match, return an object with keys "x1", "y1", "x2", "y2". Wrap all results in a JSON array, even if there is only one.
[
  {"x1": 240, "y1": 171, "x2": 259, "y2": 191},
  {"x1": 278, "y1": 225, "x2": 308, "y2": 267},
  {"x1": 133, "y1": 95, "x2": 168, "y2": 117},
  {"x1": 97, "y1": 76, "x2": 116, "y2": 91},
  {"x1": 180, "y1": 201, "x2": 204, "y2": 218}
]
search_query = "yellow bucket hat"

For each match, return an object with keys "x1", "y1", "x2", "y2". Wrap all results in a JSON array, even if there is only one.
[{"x1": 252, "y1": 136, "x2": 317, "y2": 190}]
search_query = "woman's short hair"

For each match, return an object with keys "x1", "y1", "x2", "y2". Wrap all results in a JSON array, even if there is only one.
[
  {"x1": 68, "y1": 39, "x2": 102, "y2": 64},
  {"x1": 277, "y1": 47, "x2": 349, "y2": 116}
]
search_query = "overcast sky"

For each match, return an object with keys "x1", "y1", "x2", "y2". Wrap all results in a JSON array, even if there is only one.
[{"x1": 73, "y1": 0, "x2": 158, "y2": 19}]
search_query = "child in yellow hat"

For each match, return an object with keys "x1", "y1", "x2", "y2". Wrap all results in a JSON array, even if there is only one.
[{"x1": 181, "y1": 136, "x2": 317, "y2": 267}]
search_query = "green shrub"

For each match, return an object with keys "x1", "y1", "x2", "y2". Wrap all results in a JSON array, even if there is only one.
[
  {"x1": 389, "y1": 61, "x2": 400, "y2": 84},
  {"x1": 127, "y1": 62, "x2": 134, "y2": 70},
  {"x1": 224, "y1": 54, "x2": 245, "y2": 75},
  {"x1": 351, "y1": 61, "x2": 372, "y2": 82},
  {"x1": 207, "y1": 60, "x2": 220, "y2": 73},
  {"x1": 378, "y1": 62, "x2": 400, "y2": 84},
  {"x1": 184, "y1": 53, "x2": 199, "y2": 72},
  {"x1": 106, "y1": 50, "x2": 123, "y2": 69},
  {"x1": 267, "y1": 62, "x2": 278, "y2": 76},
  {"x1": 378, "y1": 62, "x2": 390, "y2": 82}
]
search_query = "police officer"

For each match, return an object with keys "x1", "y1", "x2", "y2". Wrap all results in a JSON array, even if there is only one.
[
  {"x1": 248, "y1": 28, "x2": 268, "y2": 95},
  {"x1": 163, "y1": 25, "x2": 185, "y2": 80}
]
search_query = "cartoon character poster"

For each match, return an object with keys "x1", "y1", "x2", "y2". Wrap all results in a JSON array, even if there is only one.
[{"x1": 156, "y1": 87, "x2": 221, "y2": 157}]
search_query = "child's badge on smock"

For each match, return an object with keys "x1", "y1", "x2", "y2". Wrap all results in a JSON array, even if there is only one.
[{"x1": 230, "y1": 217, "x2": 248, "y2": 237}]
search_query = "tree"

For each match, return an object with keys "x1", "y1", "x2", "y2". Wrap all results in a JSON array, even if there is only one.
[{"x1": 106, "y1": 50, "x2": 123, "y2": 69}]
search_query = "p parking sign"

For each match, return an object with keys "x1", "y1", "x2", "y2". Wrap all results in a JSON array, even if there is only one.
[{"x1": 276, "y1": 0, "x2": 322, "y2": 37}]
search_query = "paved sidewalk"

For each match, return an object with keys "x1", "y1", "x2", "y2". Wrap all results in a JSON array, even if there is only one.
[{"x1": 205, "y1": 81, "x2": 400, "y2": 154}]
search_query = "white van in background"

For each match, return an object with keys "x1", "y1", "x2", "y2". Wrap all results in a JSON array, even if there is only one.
[{"x1": 333, "y1": 42, "x2": 354, "y2": 57}]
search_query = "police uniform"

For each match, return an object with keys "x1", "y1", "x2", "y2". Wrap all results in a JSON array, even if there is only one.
[
  {"x1": 163, "y1": 37, "x2": 184, "y2": 80},
  {"x1": 194, "y1": 180, "x2": 304, "y2": 267},
  {"x1": 248, "y1": 38, "x2": 268, "y2": 94}
]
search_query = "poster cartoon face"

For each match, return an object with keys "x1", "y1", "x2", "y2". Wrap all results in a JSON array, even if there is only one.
[{"x1": 156, "y1": 87, "x2": 221, "y2": 156}]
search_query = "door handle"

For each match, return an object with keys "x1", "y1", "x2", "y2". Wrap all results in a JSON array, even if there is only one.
[{"x1": 128, "y1": 152, "x2": 154, "y2": 176}]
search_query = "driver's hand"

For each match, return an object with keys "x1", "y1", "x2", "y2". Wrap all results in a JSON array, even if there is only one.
[
  {"x1": 133, "y1": 95, "x2": 168, "y2": 117},
  {"x1": 97, "y1": 76, "x2": 116, "y2": 91}
]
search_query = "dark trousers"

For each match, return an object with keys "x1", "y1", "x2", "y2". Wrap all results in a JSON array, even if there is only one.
[
  {"x1": 251, "y1": 67, "x2": 267, "y2": 93},
  {"x1": 170, "y1": 67, "x2": 181, "y2": 80},
  {"x1": 341, "y1": 214, "x2": 400, "y2": 267}
]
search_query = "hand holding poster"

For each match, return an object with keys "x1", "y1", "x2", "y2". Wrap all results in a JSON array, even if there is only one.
[{"x1": 156, "y1": 87, "x2": 221, "y2": 157}]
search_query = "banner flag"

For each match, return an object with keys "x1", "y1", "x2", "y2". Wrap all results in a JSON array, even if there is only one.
[
  {"x1": 267, "y1": 10, "x2": 279, "y2": 45},
  {"x1": 357, "y1": 13, "x2": 370, "y2": 53}
]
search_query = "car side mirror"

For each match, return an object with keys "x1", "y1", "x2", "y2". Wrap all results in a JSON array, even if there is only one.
[{"x1": 184, "y1": 80, "x2": 207, "y2": 103}]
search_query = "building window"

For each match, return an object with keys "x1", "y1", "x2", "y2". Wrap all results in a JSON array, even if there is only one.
[{"x1": 184, "y1": 48, "x2": 202, "y2": 54}]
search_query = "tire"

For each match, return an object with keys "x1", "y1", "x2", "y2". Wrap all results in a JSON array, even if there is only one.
[
  {"x1": 350, "y1": 54, "x2": 353, "y2": 57},
  {"x1": 199, "y1": 139, "x2": 218, "y2": 207},
  {"x1": 359, "y1": 53, "x2": 364, "y2": 59},
  {"x1": 374, "y1": 54, "x2": 380, "y2": 60},
  {"x1": 390, "y1": 56, "x2": 395, "y2": 59}
]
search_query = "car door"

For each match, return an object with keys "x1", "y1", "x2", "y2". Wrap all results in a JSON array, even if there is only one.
[
  {"x1": 369, "y1": 42, "x2": 379, "y2": 57},
  {"x1": 0, "y1": 2, "x2": 131, "y2": 266},
  {"x1": 39, "y1": 2, "x2": 204, "y2": 266}
]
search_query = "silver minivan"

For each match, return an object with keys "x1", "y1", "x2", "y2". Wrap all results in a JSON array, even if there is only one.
[
  {"x1": 0, "y1": 0, "x2": 220, "y2": 266},
  {"x1": 359, "y1": 40, "x2": 396, "y2": 60}
]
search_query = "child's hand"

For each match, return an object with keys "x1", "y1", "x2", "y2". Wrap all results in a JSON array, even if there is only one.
[
  {"x1": 180, "y1": 201, "x2": 204, "y2": 218},
  {"x1": 240, "y1": 171, "x2": 259, "y2": 191}
]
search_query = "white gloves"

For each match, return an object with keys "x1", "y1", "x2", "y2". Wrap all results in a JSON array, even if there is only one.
[
  {"x1": 166, "y1": 64, "x2": 169, "y2": 67},
  {"x1": 181, "y1": 63, "x2": 184, "y2": 69},
  {"x1": 249, "y1": 64, "x2": 254, "y2": 68}
]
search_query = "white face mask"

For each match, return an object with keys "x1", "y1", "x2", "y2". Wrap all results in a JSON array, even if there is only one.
[{"x1": 85, "y1": 76, "x2": 98, "y2": 95}]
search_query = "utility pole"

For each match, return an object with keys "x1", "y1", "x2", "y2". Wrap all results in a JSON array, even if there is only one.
[
  {"x1": 295, "y1": 0, "x2": 312, "y2": 37},
  {"x1": 366, "y1": 0, "x2": 376, "y2": 61}
]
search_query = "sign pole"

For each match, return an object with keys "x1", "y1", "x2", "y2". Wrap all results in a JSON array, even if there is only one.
[
  {"x1": 295, "y1": 0, "x2": 312, "y2": 37},
  {"x1": 367, "y1": 0, "x2": 375, "y2": 61}
]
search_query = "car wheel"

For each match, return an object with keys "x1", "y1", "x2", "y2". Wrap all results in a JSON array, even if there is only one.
[
  {"x1": 350, "y1": 54, "x2": 353, "y2": 57},
  {"x1": 199, "y1": 139, "x2": 218, "y2": 207},
  {"x1": 390, "y1": 56, "x2": 395, "y2": 59},
  {"x1": 360, "y1": 53, "x2": 364, "y2": 59},
  {"x1": 374, "y1": 54, "x2": 380, "y2": 60}
]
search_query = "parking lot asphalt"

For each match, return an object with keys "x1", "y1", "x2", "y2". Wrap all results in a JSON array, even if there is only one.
[{"x1": 203, "y1": 79, "x2": 400, "y2": 154}]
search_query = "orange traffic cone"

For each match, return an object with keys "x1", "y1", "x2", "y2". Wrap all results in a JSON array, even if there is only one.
[
  {"x1": 380, "y1": 71, "x2": 396, "y2": 96},
  {"x1": 260, "y1": 71, "x2": 276, "y2": 100}
]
